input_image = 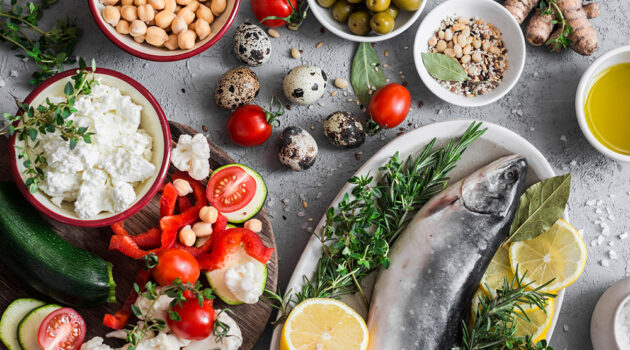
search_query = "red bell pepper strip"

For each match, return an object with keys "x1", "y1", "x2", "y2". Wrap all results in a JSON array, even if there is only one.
[
  {"x1": 160, "y1": 172, "x2": 207, "y2": 249},
  {"x1": 197, "y1": 228, "x2": 274, "y2": 271},
  {"x1": 110, "y1": 235, "x2": 160, "y2": 259},
  {"x1": 132, "y1": 227, "x2": 162, "y2": 249},
  {"x1": 103, "y1": 269, "x2": 151, "y2": 330},
  {"x1": 160, "y1": 183, "x2": 179, "y2": 217},
  {"x1": 178, "y1": 196, "x2": 192, "y2": 212},
  {"x1": 111, "y1": 221, "x2": 129, "y2": 236}
]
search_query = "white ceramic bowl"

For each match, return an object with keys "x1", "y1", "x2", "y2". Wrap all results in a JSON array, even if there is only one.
[
  {"x1": 575, "y1": 46, "x2": 630, "y2": 162},
  {"x1": 591, "y1": 276, "x2": 630, "y2": 350},
  {"x1": 88, "y1": 0, "x2": 240, "y2": 61},
  {"x1": 308, "y1": 0, "x2": 427, "y2": 42},
  {"x1": 413, "y1": 0, "x2": 526, "y2": 107},
  {"x1": 9, "y1": 68, "x2": 171, "y2": 227}
]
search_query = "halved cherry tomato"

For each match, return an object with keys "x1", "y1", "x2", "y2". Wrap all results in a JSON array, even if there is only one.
[
  {"x1": 38, "y1": 308, "x2": 86, "y2": 350},
  {"x1": 206, "y1": 166, "x2": 256, "y2": 213},
  {"x1": 152, "y1": 249, "x2": 200, "y2": 286},
  {"x1": 367, "y1": 83, "x2": 411, "y2": 129},
  {"x1": 167, "y1": 298, "x2": 215, "y2": 340}
]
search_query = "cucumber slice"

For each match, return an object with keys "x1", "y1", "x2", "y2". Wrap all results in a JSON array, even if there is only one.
[
  {"x1": 208, "y1": 164, "x2": 267, "y2": 224},
  {"x1": 206, "y1": 248, "x2": 268, "y2": 305},
  {"x1": 18, "y1": 304, "x2": 61, "y2": 350},
  {"x1": 194, "y1": 224, "x2": 237, "y2": 247},
  {"x1": 0, "y1": 299, "x2": 46, "y2": 350}
]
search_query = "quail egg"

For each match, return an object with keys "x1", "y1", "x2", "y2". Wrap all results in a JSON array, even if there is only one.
[
  {"x1": 323, "y1": 111, "x2": 366, "y2": 149},
  {"x1": 278, "y1": 127, "x2": 318, "y2": 171},
  {"x1": 214, "y1": 67, "x2": 260, "y2": 110},
  {"x1": 282, "y1": 65, "x2": 328, "y2": 105},
  {"x1": 233, "y1": 22, "x2": 272, "y2": 67}
]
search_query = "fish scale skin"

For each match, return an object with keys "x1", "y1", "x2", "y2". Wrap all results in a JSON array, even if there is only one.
[{"x1": 367, "y1": 155, "x2": 527, "y2": 350}]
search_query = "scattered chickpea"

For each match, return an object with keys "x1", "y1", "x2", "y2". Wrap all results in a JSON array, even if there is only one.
[
  {"x1": 149, "y1": 0, "x2": 165, "y2": 9},
  {"x1": 103, "y1": 6, "x2": 121, "y2": 26},
  {"x1": 130, "y1": 19, "x2": 147, "y2": 36},
  {"x1": 155, "y1": 10, "x2": 175, "y2": 28},
  {"x1": 138, "y1": 4, "x2": 155, "y2": 22},
  {"x1": 146, "y1": 26, "x2": 169, "y2": 46},
  {"x1": 192, "y1": 222, "x2": 213, "y2": 237},
  {"x1": 164, "y1": 33, "x2": 179, "y2": 49},
  {"x1": 210, "y1": 0, "x2": 226, "y2": 16},
  {"x1": 121, "y1": 5, "x2": 138, "y2": 21},
  {"x1": 171, "y1": 16, "x2": 187, "y2": 34},
  {"x1": 199, "y1": 206, "x2": 219, "y2": 223},
  {"x1": 116, "y1": 19, "x2": 130, "y2": 34},
  {"x1": 178, "y1": 8, "x2": 195, "y2": 25},
  {"x1": 194, "y1": 19, "x2": 211, "y2": 40},
  {"x1": 179, "y1": 225, "x2": 196, "y2": 246},
  {"x1": 244, "y1": 218, "x2": 262, "y2": 233},
  {"x1": 178, "y1": 29, "x2": 196, "y2": 49},
  {"x1": 196, "y1": 4, "x2": 213, "y2": 23}
]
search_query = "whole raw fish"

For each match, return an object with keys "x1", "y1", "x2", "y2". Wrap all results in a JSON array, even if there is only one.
[{"x1": 367, "y1": 154, "x2": 528, "y2": 350}]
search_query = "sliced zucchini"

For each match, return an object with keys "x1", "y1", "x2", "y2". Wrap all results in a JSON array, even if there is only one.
[
  {"x1": 208, "y1": 164, "x2": 267, "y2": 224},
  {"x1": 0, "y1": 298, "x2": 46, "y2": 350},
  {"x1": 18, "y1": 304, "x2": 61, "y2": 350},
  {"x1": 206, "y1": 248, "x2": 267, "y2": 305}
]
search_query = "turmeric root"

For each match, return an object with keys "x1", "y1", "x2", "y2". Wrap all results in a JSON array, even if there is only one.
[
  {"x1": 503, "y1": 0, "x2": 540, "y2": 24},
  {"x1": 557, "y1": 0, "x2": 598, "y2": 55},
  {"x1": 583, "y1": 3, "x2": 600, "y2": 18},
  {"x1": 526, "y1": 8, "x2": 555, "y2": 46}
]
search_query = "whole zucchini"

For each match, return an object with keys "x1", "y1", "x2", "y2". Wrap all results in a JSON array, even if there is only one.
[{"x1": 0, "y1": 182, "x2": 116, "y2": 307}]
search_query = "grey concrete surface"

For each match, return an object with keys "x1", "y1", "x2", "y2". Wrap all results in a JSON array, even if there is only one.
[{"x1": 1, "y1": 0, "x2": 629, "y2": 349}]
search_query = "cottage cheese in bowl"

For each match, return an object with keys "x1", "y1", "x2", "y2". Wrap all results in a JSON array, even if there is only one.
[{"x1": 33, "y1": 82, "x2": 156, "y2": 218}]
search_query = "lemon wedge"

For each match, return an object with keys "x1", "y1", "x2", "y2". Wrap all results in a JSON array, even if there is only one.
[
  {"x1": 280, "y1": 298, "x2": 369, "y2": 350},
  {"x1": 513, "y1": 299, "x2": 554, "y2": 343},
  {"x1": 509, "y1": 219, "x2": 587, "y2": 292},
  {"x1": 480, "y1": 244, "x2": 515, "y2": 295}
]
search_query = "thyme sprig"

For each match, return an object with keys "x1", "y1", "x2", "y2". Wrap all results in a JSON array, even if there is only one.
[
  {"x1": 125, "y1": 279, "x2": 219, "y2": 350},
  {"x1": 266, "y1": 122, "x2": 486, "y2": 325},
  {"x1": 1, "y1": 58, "x2": 96, "y2": 193},
  {"x1": 455, "y1": 269, "x2": 556, "y2": 350},
  {"x1": 0, "y1": 0, "x2": 82, "y2": 84},
  {"x1": 540, "y1": 0, "x2": 573, "y2": 51}
]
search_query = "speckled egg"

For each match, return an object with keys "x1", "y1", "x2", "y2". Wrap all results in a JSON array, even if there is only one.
[
  {"x1": 232, "y1": 22, "x2": 272, "y2": 67},
  {"x1": 324, "y1": 112, "x2": 365, "y2": 149},
  {"x1": 278, "y1": 127, "x2": 318, "y2": 171},
  {"x1": 214, "y1": 67, "x2": 260, "y2": 110},
  {"x1": 282, "y1": 65, "x2": 328, "y2": 105}
]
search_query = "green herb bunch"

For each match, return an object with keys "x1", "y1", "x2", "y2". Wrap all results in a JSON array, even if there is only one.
[
  {"x1": 125, "y1": 278, "x2": 229, "y2": 350},
  {"x1": 1, "y1": 58, "x2": 96, "y2": 193},
  {"x1": 0, "y1": 0, "x2": 82, "y2": 84},
  {"x1": 267, "y1": 122, "x2": 487, "y2": 324},
  {"x1": 540, "y1": 0, "x2": 573, "y2": 51},
  {"x1": 455, "y1": 269, "x2": 556, "y2": 350}
]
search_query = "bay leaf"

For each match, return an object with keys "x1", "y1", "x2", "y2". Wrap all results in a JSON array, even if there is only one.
[
  {"x1": 507, "y1": 174, "x2": 571, "y2": 243},
  {"x1": 351, "y1": 43, "x2": 387, "y2": 106},
  {"x1": 421, "y1": 52, "x2": 467, "y2": 82}
]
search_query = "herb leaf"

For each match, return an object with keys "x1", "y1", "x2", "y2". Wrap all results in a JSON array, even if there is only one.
[
  {"x1": 421, "y1": 52, "x2": 467, "y2": 82},
  {"x1": 508, "y1": 174, "x2": 571, "y2": 243},
  {"x1": 351, "y1": 42, "x2": 387, "y2": 106}
]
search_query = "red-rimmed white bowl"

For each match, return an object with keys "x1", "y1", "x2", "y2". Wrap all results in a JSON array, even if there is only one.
[
  {"x1": 9, "y1": 68, "x2": 171, "y2": 227},
  {"x1": 88, "y1": 0, "x2": 241, "y2": 62}
]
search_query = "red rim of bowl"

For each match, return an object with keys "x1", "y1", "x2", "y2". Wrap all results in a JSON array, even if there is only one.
[
  {"x1": 8, "y1": 68, "x2": 172, "y2": 227},
  {"x1": 88, "y1": 0, "x2": 241, "y2": 62}
]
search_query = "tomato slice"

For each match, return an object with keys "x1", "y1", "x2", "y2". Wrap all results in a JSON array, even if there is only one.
[
  {"x1": 38, "y1": 308, "x2": 86, "y2": 350},
  {"x1": 206, "y1": 166, "x2": 256, "y2": 213}
]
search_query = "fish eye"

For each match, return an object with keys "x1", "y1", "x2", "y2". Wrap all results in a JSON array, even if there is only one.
[{"x1": 506, "y1": 169, "x2": 517, "y2": 180}]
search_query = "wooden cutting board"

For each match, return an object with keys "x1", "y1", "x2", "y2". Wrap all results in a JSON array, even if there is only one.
[{"x1": 0, "y1": 121, "x2": 277, "y2": 349}]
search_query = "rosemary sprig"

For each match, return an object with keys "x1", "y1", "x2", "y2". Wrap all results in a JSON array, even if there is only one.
[
  {"x1": 540, "y1": 0, "x2": 573, "y2": 51},
  {"x1": 125, "y1": 279, "x2": 219, "y2": 350},
  {"x1": 213, "y1": 309, "x2": 235, "y2": 343},
  {"x1": 455, "y1": 269, "x2": 556, "y2": 350},
  {"x1": 266, "y1": 122, "x2": 486, "y2": 325},
  {"x1": 0, "y1": 0, "x2": 82, "y2": 84},
  {"x1": 1, "y1": 58, "x2": 96, "y2": 194}
]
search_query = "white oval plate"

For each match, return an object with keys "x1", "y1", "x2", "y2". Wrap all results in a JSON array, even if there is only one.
[{"x1": 270, "y1": 120, "x2": 566, "y2": 349}]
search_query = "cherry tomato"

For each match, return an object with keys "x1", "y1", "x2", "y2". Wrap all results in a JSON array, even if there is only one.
[
  {"x1": 367, "y1": 83, "x2": 411, "y2": 129},
  {"x1": 206, "y1": 165, "x2": 257, "y2": 213},
  {"x1": 167, "y1": 298, "x2": 215, "y2": 340},
  {"x1": 227, "y1": 105, "x2": 277, "y2": 146},
  {"x1": 152, "y1": 249, "x2": 200, "y2": 286},
  {"x1": 38, "y1": 308, "x2": 86, "y2": 350},
  {"x1": 252, "y1": 0, "x2": 300, "y2": 27}
]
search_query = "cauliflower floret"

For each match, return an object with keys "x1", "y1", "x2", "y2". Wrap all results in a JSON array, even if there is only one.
[
  {"x1": 80, "y1": 337, "x2": 115, "y2": 350},
  {"x1": 171, "y1": 134, "x2": 210, "y2": 181}
]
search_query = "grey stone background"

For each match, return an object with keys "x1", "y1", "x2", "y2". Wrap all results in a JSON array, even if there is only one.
[{"x1": 1, "y1": 0, "x2": 629, "y2": 349}]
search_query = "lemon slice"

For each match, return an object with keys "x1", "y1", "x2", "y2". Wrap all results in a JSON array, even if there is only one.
[
  {"x1": 480, "y1": 244, "x2": 514, "y2": 295},
  {"x1": 509, "y1": 219, "x2": 587, "y2": 292},
  {"x1": 513, "y1": 299, "x2": 554, "y2": 343},
  {"x1": 280, "y1": 298, "x2": 369, "y2": 350}
]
